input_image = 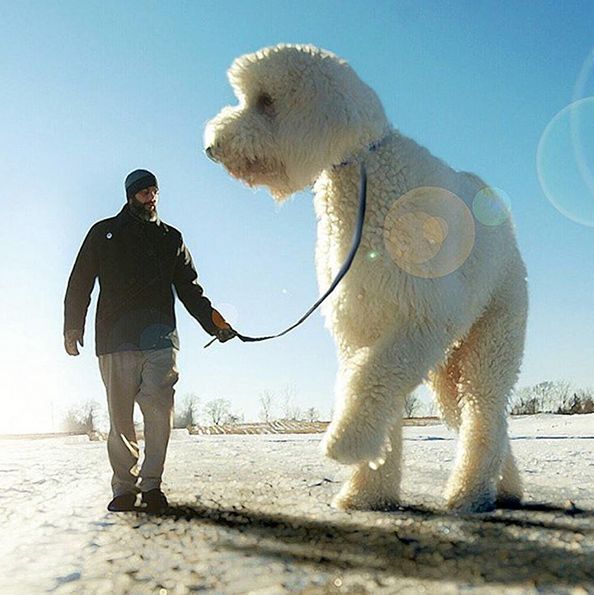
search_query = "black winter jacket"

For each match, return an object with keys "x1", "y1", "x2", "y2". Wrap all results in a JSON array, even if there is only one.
[{"x1": 64, "y1": 204, "x2": 221, "y2": 355}]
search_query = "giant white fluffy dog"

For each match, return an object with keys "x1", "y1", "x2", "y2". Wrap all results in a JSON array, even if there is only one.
[{"x1": 205, "y1": 44, "x2": 528, "y2": 513}]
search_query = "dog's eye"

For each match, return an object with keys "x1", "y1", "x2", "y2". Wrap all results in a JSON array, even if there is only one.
[{"x1": 256, "y1": 93, "x2": 275, "y2": 116}]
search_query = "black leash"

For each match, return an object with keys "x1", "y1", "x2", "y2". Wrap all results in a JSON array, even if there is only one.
[{"x1": 204, "y1": 162, "x2": 368, "y2": 348}]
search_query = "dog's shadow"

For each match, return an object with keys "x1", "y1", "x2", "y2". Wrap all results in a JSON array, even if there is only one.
[{"x1": 144, "y1": 500, "x2": 593, "y2": 587}]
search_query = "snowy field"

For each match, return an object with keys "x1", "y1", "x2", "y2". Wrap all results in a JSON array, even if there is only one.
[{"x1": 0, "y1": 414, "x2": 592, "y2": 594}]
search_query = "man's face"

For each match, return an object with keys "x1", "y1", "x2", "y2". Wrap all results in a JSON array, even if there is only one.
[{"x1": 129, "y1": 186, "x2": 159, "y2": 221}]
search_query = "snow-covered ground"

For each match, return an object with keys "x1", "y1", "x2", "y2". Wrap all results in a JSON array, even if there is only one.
[{"x1": 0, "y1": 414, "x2": 592, "y2": 594}]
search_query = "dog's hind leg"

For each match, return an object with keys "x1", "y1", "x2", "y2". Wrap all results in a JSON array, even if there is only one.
[
  {"x1": 430, "y1": 341, "x2": 523, "y2": 509},
  {"x1": 443, "y1": 278, "x2": 527, "y2": 513},
  {"x1": 496, "y1": 439, "x2": 523, "y2": 507},
  {"x1": 429, "y1": 344, "x2": 463, "y2": 431}
]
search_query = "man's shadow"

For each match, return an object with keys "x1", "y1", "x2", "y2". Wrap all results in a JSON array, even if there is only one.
[{"x1": 143, "y1": 500, "x2": 593, "y2": 587}]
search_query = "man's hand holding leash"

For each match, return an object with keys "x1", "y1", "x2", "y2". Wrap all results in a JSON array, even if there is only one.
[
  {"x1": 204, "y1": 309, "x2": 238, "y2": 347},
  {"x1": 215, "y1": 327, "x2": 237, "y2": 343}
]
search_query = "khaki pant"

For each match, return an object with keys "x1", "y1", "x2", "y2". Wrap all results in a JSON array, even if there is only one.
[{"x1": 98, "y1": 347, "x2": 179, "y2": 497}]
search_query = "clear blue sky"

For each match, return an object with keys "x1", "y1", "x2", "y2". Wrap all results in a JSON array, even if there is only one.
[{"x1": 1, "y1": 1, "x2": 593, "y2": 432}]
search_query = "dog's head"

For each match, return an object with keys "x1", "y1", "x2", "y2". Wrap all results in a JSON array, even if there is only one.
[{"x1": 204, "y1": 44, "x2": 388, "y2": 201}]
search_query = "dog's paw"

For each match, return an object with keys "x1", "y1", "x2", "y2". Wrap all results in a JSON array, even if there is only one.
[
  {"x1": 496, "y1": 475, "x2": 523, "y2": 508},
  {"x1": 445, "y1": 484, "x2": 497, "y2": 514},
  {"x1": 332, "y1": 487, "x2": 400, "y2": 512},
  {"x1": 321, "y1": 420, "x2": 390, "y2": 466}
]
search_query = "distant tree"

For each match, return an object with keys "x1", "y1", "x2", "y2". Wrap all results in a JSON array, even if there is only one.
[
  {"x1": 404, "y1": 392, "x2": 420, "y2": 418},
  {"x1": 203, "y1": 398, "x2": 232, "y2": 426},
  {"x1": 62, "y1": 409, "x2": 81, "y2": 434},
  {"x1": 226, "y1": 412, "x2": 244, "y2": 425},
  {"x1": 304, "y1": 407, "x2": 320, "y2": 422},
  {"x1": 258, "y1": 391, "x2": 275, "y2": 423},
  {"x1": 535, "y1": 381, "x2": 572, "y2": 412},
  {"x1": 281, "y1": 384, "x2": 301, "y2": 421},
  {"x1": 62, "y1": 400, "x2": 101, "y2": 434},
  {"x1": 173, "y1": 393, "x2": 200, "y2": 429},
  {"x1": 511, "y1": 386, "x2": 540, "y2": 415},
  {"x1": 575, "y1": 388, "x2": 594, "y2": 414},
  {"x1": 557, "y1": 387, "x2": 594, "y2": 415}
]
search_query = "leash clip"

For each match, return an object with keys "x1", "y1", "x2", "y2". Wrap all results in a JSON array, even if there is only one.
[{"x1": 203, "y1": 337, "x2": 217, "y2": 349}]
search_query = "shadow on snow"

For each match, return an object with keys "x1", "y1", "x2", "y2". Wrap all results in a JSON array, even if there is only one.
[{"x1": 132, "y1": 500, "x2": 594, "y2": 587}]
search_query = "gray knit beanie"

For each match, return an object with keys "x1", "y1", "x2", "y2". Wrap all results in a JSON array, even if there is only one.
[{"x1": 125, "y1": 169, "x2": 158, "y2": 199}]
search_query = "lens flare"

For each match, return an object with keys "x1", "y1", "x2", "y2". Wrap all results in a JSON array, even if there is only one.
[
  {"x1": 536, "y1": 97, "x2": 594, "y2": 226},
  {"x1": 573, "y1": 46, "x2": 594, "y2": 192},
  {"x1": 383, "y1": 186, "x2": 475, "y2": 279},
  {"x1": 472, "y1": 186, "x2": 511, "y2": 226}
]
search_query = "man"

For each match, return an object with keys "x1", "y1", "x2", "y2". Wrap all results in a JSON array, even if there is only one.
[{"x1": 64, "y1": 169, "x2": 236, "y2": 513}]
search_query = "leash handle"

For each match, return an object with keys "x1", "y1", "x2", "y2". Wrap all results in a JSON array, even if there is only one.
[{"x1": 204, "y1": 163, "x2": 367, "y2": 348}]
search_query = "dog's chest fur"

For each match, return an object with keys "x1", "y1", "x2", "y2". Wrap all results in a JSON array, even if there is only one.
[
  {"x1": 312, "y1": 137, "x2": 434, "y2": 344},
  {"x1": 311, "y1": 131, "x2": 502, "y2": 347}
]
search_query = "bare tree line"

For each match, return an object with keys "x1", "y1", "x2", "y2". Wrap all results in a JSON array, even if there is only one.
[
  {"x1": 511, "y1": 381, "x2": 594, "y2": 415},
  {"x1": 174, "y1": 386, "x2": 322, "y2": 429},
  {"x1": 258, "y1": 385, "x2": 320, "y2": 424},
  {"x1": 173, "y1": 394, "x2": 244, "y2": 428},
  {"x1": 61, "y1": 379, "x2": 593, "y2": 436},
  {"x1": 61, "y1": 393, "x2": 243, "y2": 434}
]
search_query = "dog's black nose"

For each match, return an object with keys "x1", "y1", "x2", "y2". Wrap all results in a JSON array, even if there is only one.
[{"x1": 205, "y1": 145, "x2": 219, "y2": 163}]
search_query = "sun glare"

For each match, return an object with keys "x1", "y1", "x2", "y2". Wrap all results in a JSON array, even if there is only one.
[{"x1": 0, "y1": 355, "x2": 66, "y2": 435}]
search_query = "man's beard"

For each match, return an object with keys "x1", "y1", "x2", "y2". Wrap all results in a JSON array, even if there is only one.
[{"x1": 128, "y1": 196, "x2": 158, "y2": 222}]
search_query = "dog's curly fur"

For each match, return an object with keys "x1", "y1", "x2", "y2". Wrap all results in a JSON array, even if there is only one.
[{"x1": 205, "y1": 44, "x2": 528, "y2": 513}]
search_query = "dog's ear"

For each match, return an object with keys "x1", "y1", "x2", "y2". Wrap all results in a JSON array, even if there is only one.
[
  {"x1": 310, "y1": 83, "x2": 387, "y2": 167},
  {"x1": 337, "y1": 80, "x2": 388, "y2": 146},
  {"x1": 303, "y1": 56, "x2": 388, "y2": 162}
]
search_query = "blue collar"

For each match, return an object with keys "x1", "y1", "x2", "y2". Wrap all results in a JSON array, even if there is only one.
[{"x1": 333, "y1": 135, "x2": 388, "y2": 169}]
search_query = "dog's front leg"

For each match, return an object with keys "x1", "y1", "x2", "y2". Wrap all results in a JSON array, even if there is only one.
[{"x1": 321, "y1": 326, "x2": 443, "y2": 467}]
